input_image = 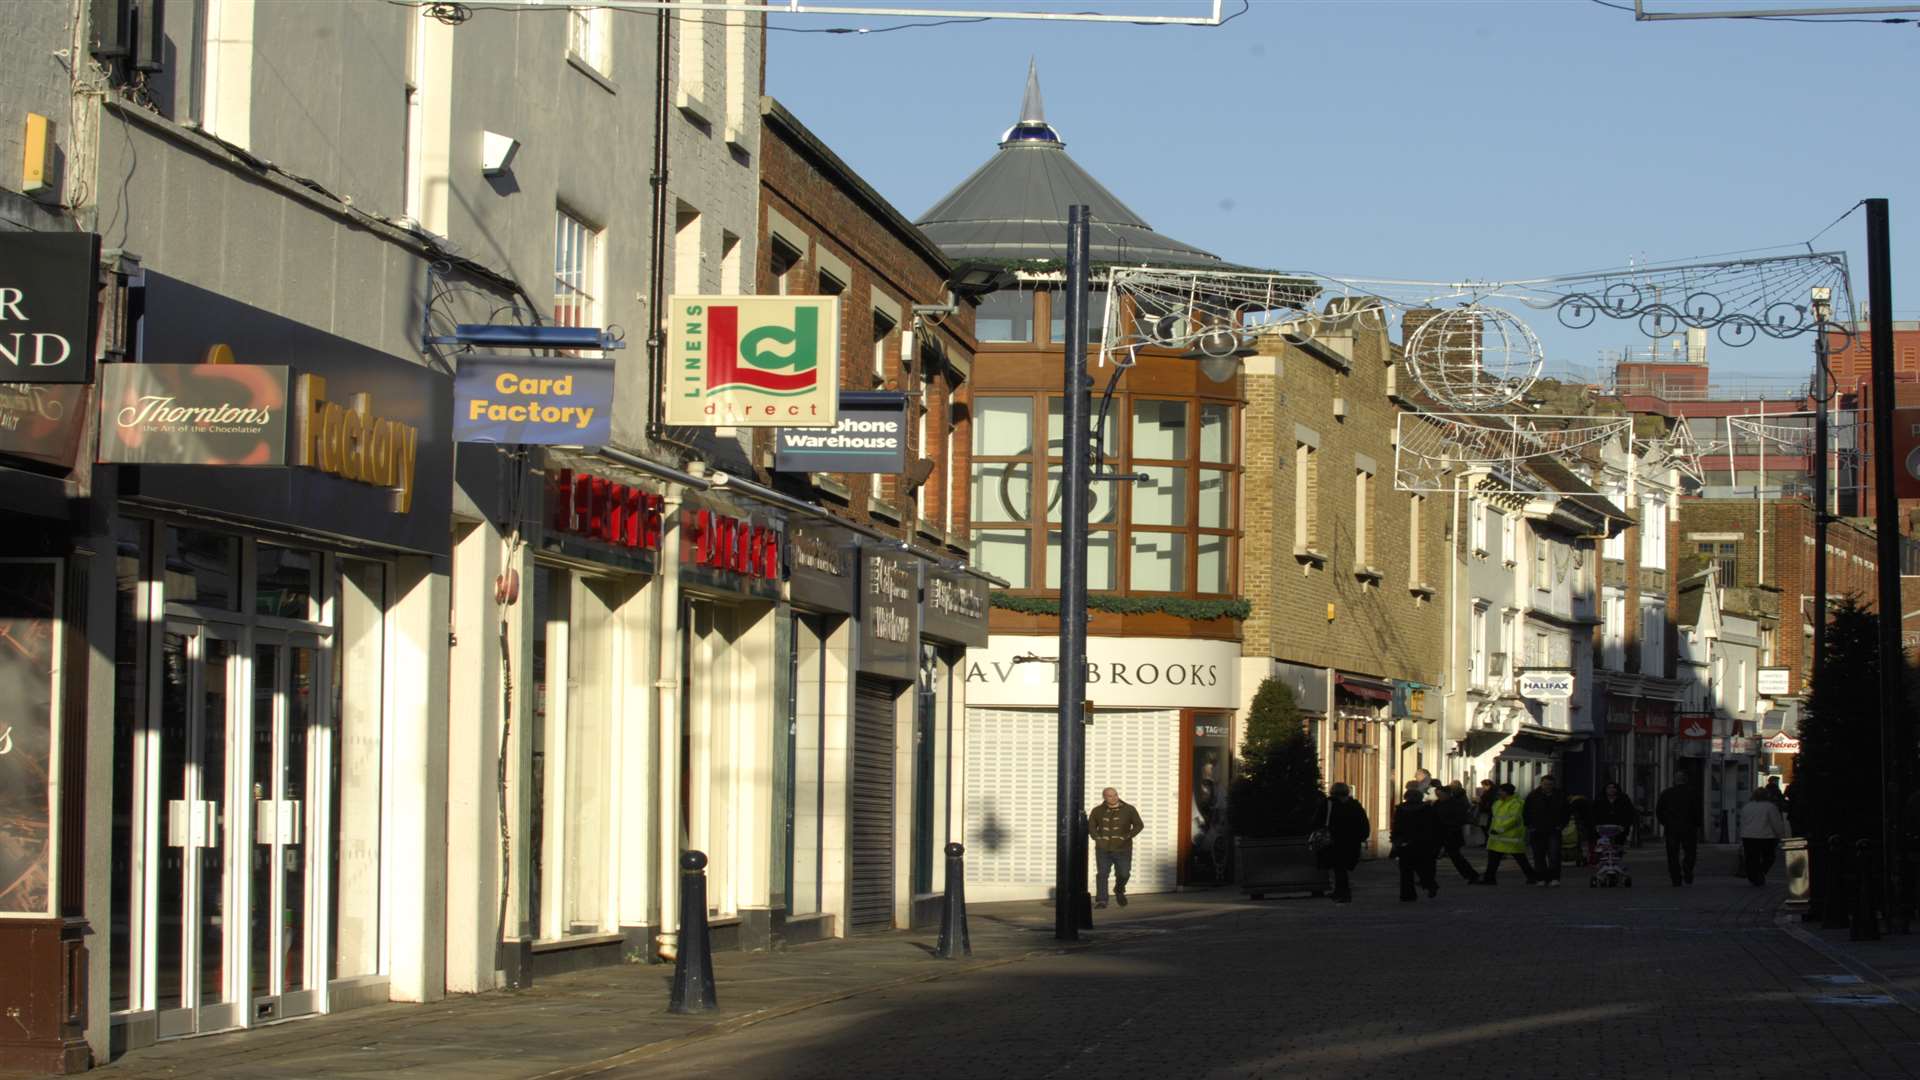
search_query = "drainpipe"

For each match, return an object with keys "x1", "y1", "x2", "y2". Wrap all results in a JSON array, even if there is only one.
[
  {"x1": 655, "y1": 464, "x2": 693, "y2": 960},
  {"x1": 645, "y1": 5, "x2": 673, "y2": 442}
]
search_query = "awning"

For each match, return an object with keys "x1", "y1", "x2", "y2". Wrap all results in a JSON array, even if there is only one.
[
  {"x1": 1336, "y1": 674, "x2": 1393, "y2": 703},
  {"x1": 1501, "y1": 731, "x2": 1572, "y2": 763}
]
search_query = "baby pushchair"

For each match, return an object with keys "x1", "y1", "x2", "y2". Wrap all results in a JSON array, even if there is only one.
[{"x1": 1588, "y1": 824, "x2": 1631, "y2": 888}]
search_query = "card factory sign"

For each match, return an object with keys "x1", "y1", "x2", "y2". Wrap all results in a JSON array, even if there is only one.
[
  {"x1": 774, "y1": 391, "x2": 908, "y2": 473},
  {"x1": 455, "y1": 354, "x2": 614, "y2": 445},
  {"x1": 964, "y1": 635, "x2": 1240, "y2": 711},
  {"x1": 666, "y1": 296, "x2": 839, "y2": 427},
  {"x1": 0, "y1": 231, "x2": 100, "y2": 385}
]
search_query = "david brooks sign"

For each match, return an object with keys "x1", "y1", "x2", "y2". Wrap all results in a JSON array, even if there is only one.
[
  {"x1": 1517, "y1": 672, "x2": 1575, "y2": 701},
  {"x1": 0, "y1": 232, "x2": 100, "y2": 385},
  {"x1": 666, "y1": 296, "x2": 839, "y2": 427},
  {"x1": 455, "y1": 354, "x2": 614, "y2": 445}
]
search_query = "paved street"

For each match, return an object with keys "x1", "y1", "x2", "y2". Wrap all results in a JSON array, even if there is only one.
[{"x1": 64, "y1": 844, "x2": 1920, "y2": 1080}]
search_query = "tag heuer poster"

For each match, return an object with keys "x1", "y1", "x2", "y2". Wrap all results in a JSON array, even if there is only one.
[{"x1": 666, "y1": 296, "x2": 839, "y2": 427}]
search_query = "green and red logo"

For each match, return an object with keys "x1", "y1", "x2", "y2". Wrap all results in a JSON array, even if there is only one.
[
  {"x1": 669, "y1": 296, "x2": 839, "y2": 427},
  {"x1": 700, "y1": 303, "x2": 821, "y2": 396}
]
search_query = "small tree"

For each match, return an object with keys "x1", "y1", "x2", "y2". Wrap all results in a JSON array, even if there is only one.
[
  {"x1": 1799, "y1": 596, "x2": 1906, "y2": 843},
  {"x1": 1229, "y1": 678, "x2": 1325, "y2": 838}
]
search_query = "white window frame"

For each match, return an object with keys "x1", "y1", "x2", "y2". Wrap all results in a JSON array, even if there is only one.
[
  {"x1": 1408, "y1": 493, "x2": 1425, "y2": 587},
  {"x1": 1640, "y1": 600, "x2": 1666, "y2": 676},
  {"x1": 1602, "y1": 587, "x2": 1626, "y2": 670},
  {"x1": 1532, "y1": 529, "x2": 1550, "y2": 592},
  {"x1": 1469, "y1": 499, "x2": 1489, "y2": 556},
  {"x1": 1470, "y1": 602, "x2": 1490, "y2": 689},
  {"x1": 568, "y1": 4, "x2": 611, "y2": 74},
  {"x1": 1500, "y1": 511, "x2": 1518, "y2": 566},
  {"x1": 1640, "y1": 497, "x2": 1668, "y2": 571},
  {"x1": 1294, "y1": 443, "x2": 1320, "y2": 555},
  {"x1": 554, "y1": 207, "x2": 602, "y2": 331}
]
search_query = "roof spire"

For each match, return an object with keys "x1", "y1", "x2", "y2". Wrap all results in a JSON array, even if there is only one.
[
  {"x1": 1020, "y1": 57, "x2": 1046, "y2": 126},
  {"x1": 1001, "y1": 58, "x2": 1062, "y2": 146}
]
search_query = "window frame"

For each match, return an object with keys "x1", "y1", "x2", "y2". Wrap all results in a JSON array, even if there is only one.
[
  {"x1": 567, "y1": 4, "x2": 612, "y2": 75},
  {"x1": 554, "y1": 207, "x2": 603, "y2": 332}
]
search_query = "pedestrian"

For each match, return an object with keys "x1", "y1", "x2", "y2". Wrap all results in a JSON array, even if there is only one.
[
  {"x1": 1656, "y1": 770, "x2": 1704, "y2": 886},
  {"x1": 1592, "y1": 782, "x2": 1638, "y2": 848},
  {"x1": 1414, "y1": 767, "x2": 1438, "y2": 802},
  {"x1": 1477, "y1": 782, "x2": 1537, "y2": 885},
  {"x1": 1320, "y1": 782, "x2": 1371, "y2": 904},
  {"x1": 1474, "y1": 779, "x2": 1497, "y2": 847},
  {"x1": 1739, "y1": 786, "x2": 1789, "y2": 886},
  {"x1": 1523, "y1": 775, "x2": 1571, "y2": 886},
  {"x1": 1392, "y1": 781, "x2": 1441, "y2": 901},
  {"x1": 1087, "y1": 786, "x2": 1144, "y2": 909},
  {"x1": 1434, "y1": 784, "x2": 1481, "y2": 883},
  {"x1": 1764, "y1": 775, "x2": 1785, "y2": 807}
]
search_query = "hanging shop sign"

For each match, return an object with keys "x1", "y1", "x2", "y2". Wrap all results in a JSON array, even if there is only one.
[
  {"x1": 921, "y1": 565, "x2": 989, "y2": 648},
  {"x1": 0, "y1": 383, "x2": 89, "y2": 468},
  {"x1": 965, "y1": 634, "x2": 1240, "y2": 711},
  {"x1": 0, "y1": 231, "x2": 100, "y2": 385},
  {"x1": 547, "y1": 468, "x2": 664, "y2": 554},
  {"x1": 1896, "y1": 407, "x2": 1920, "y2": 500},
  {"x1": 1762, "y1": 731, "x2": 1801, "y2": 755},
  {"x1": 1756, "y1": 667, "x2": 1793, "y2": 697},
  {"x1": 454, "y1": 354, "x2": 615, "y2": 445},
  {"x1": 98, "y1": 363, "x2": 290, "y2": 465},
  {"x1": 665, "y1": 295, "x2": 839, "y2": 427},
  {"x1": 1676, "y1": 713, "x2": 1712, "y2": 740},
  {"x1": 679, "y1": 496, "x2": 782, "y2": 601},
  {"x1": 787, "y1": 520, "x2": 856, "y2": 615},
  {"x1": 857, "y1": 547, "x2": 921, "y2": 681},
  {"x1": 1518, "y1": 671, "x2": 1575, "y2": 701},
  {"x1": 773, "y1": 391, "x2": 908, "y2": 474},
  {"x1": 1632, "y1": 701, "x2": 1674, "y2": 734},
  {"x1": 0, "y1": 559, "x2": 60, "y2": 917},
  {"x1": 120, "y1": 274, "x2": 452, "y2": 555}
]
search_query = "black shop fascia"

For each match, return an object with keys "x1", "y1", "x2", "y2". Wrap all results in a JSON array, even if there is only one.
[
  {"x1": 117, "y1": 274, "x2": 451, "y2": 556},
  {"x1": 787, "y1": 519, "x2": 857, "y2": 616}
]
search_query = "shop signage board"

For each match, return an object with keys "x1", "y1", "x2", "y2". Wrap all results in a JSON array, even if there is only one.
[
  {"x1": 1897, "y1": 407, "x2": 1920, "y2": 500},
  {"x1": 921, "y1": 565, "x2": 989, "y2": 647},
  {"x1": 0, "y1": 559, "x2": 60, "y2": 917},
  {"x1": 99, "y1": 363, "x2": 290, "y2": 465},
  {"x1": 788, "y1": 521, "x2": 856, "y2": 615},
  {"x1": 546, "y1": 468, "x2": 663, "y2": 571},
  {"x1": 666, "y1": 295, "x2": 839, "y2": 427},
  {"x1": 1632, "y1": 701, "x2": 1675, "y2": 734},
  {"x1": 454, "y1": 354, "x2": 615, "y2": 445},
  {"x1": 1676, "y1": 713, "x2": 1712, "y2": 740},
  {"x1": 123, "y1": 274, "x2": 452, "y2": 555},
  {"x1": 1756, "y1": 667, "x2": 1793, "y2": 696},
  {"x1": 0, "y1": 383, "x2": 90, "y2": 468},
  {"x1": 857, "y1": 547, "x2": 921, "y2": 680},
  {"x1": 965, "y1": 634, "x2": 1240, "y2": 711},
  {"x1": 0, "y1": 231, "x2": 100, "y2": 384},
  {"x1": 1518, "y1": 672, "x2": 1575, "y2": 701},
  {"x1": 773, "y1": 392, "x2": 908, "y2": 473},
  {"x1": 1762, "y1": 731, "x2": 1801, "y2": 754},
  {"x1": 678, "y1": 495, "x2": 782, "y2": 602}
]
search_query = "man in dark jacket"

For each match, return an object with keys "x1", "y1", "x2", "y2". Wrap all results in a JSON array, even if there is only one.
[
  {"x1": 1434, "y1": 784, "x2": 1481, "y2": 882},
  {"x1": 1088, "y1": 787, "x2": 1145, "y2": 908},
  {"x1": 1392, "y1": 782, "x2": 1441, "y2": 900},
  {"x1": 1656, "y1": 770, "x2": 1704, "y2": 885},
  {"x1": 1321, "y1": 782, "x2": 1371, "y2": 904},
  {"x1": 1522, "y1": 775, "x2": 1571, "y2": 886}
]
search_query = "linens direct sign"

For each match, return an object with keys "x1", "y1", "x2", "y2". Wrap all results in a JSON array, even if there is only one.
[
  {"x1": 455, "y1": 354, "x2": 614, "y2": 445},
  {"x1": 666, "y1": 295, "x2": 839, "y2": 427}
]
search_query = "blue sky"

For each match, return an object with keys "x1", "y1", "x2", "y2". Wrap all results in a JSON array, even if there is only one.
[{"x1": 764, "y1": 0, "x2": 1917, "y2": 381}]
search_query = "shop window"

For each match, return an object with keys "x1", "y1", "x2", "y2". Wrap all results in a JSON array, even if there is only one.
[
  {"x1": 1199, "y1": 404, "x2": 1230, "y2": 464},
  {"x1": 1045, "y1": 530, "x2": 1116, "y2": 591},
  {"x1": 975, "y1": 289, "x2": 1034, "y2": 343},
  {"x1": 1047, "y1": 287, "x2": 1108, "y2": 344},
  {"x1": 971, "y1": 530, "x2": 1031, "y2": 589},
  {"x1": 256, "y1": 544, "x2": 320, "y2": 620},
  {"x1": 1132, "y1": 400, "x2": 1186, "y2": 460},
  {"x1": 163, "y1": 526, "x2": 240, "y2": 611},
  {"x1": 1132, "y1": 466, "x2": 1186, "y2": 526},
  {"x1": 1129, "y1": 532, "x2": 1184, "y2": 592}
]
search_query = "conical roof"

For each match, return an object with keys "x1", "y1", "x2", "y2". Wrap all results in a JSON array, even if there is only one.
[{"x1": 917, "y1": 62, "x2": 1223, "y2": 269}]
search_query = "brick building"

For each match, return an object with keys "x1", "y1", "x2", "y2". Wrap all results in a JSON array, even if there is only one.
[{"x1": 1239, "y1": 309, "x2": 1448, "y2": 844}]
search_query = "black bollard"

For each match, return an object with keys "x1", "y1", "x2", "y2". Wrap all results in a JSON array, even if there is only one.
[
  {"x1": 1851, "y1": 839, "x2": 1881, "y2": 942},
  {"x1": 935, "y1": 842, "x2": 971, "y2": 959},
  {"x1": 669, "y1": 850, "x2": 718, "y2": 1013},
  {"x1": 1823, "y1": 835, "x2": 1851, "y2": 930}
]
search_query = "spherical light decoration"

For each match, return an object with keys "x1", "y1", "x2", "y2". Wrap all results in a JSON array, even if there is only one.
[{"x1": 1404, "y1": 304, "x2": 1543, "y2": 410}]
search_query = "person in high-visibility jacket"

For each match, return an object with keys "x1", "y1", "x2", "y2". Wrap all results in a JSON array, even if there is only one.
[{"x1": 1475, "y1": 782, "x2": 1539, "y2": 886}]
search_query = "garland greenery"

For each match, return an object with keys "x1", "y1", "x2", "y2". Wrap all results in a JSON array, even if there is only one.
[{"x1": 989, "y1": 591, "x2": 1252, "y2": 621}]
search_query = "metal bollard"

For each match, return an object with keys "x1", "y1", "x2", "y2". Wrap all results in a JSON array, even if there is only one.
[
  {"x1": 1822, "y1": 835, "x2": 1851, "y2": 930},
  {"x1": 669, "y1": 850, "x2": 719, "y2": 1013},
  {"x1": 1851, "y1": 839, "x2": 1881, "y2": 942},
  {"x1": 935, "y1": 842, "x2": 971, "y2": 959}
]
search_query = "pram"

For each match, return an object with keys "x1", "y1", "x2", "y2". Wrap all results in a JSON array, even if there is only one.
[{"x1": 1588, "y1": 824, "x2": 1631, "y2": 888}]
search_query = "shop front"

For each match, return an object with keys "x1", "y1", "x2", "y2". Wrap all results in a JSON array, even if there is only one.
[
  {"x1": 961, "y1": 634, "x2": 1240, "y2": 902},
  {"x1": 97, "y1": 273, "x2": 453, "y2": 1052},
  {"x1": 675, "y1": 494, "x2": 783, "y2": 950},
  {"x1": 914, "y1": 567, "x2": 988, "y2": 922},
  {"x1": 851, "y1": 547, "x2": 919, "y2": 933}
]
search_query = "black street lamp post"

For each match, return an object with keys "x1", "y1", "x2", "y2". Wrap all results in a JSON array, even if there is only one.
[{"x1": 1056, "y1": 205, "x2": 1093, "y2": 941}]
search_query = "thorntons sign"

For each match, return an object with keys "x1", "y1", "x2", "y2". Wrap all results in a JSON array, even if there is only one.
[
  {"x1": 964, "y1": 635, "x2": 1239, "y2": 711},
  {"x1": 99, "y1": 363, "x2": 290, "y2": 465},
  {"x1": 0, "y1": 232, "x2": 101, "y2": 385}
]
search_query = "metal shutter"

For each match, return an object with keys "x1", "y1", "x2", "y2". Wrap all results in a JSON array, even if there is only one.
[
  {"x1": 851, "y1": 676, "x2": 898, "y2": 932},
  {"x1": 964, "y1": 708, "x2": 1178, "y2": 901}
]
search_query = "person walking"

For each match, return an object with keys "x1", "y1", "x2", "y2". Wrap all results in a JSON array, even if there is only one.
[
  {"x1": 1413, "y1": 767, "x2": 1438, "y2": 802},
  {"x1": 1474, "y1": 779, "x2": 1498, "y2": 847},
  {"x1": 1739, "y1": 787, "x2": 1789, "y2": 886},
  {"x1": 1392, "y1": 781, "x2": 1441, "y2": 900},
  {"x1": 1591, "y1": 781, "x2": 1636, "y2": 863},
  {"x1": 1320, "y1": 782, "x2": 1371, "y2": 904},
  {"x1": 1656, "y1": 770, "x2": 1704, "y2": 886},
  {"x1": 1523, "y1": 775, "x2": 1571, "y2": 886},
  {"x1": 1087, "y1": 786, "x2": 1144, "y2": 908},
  {"x1": 1433, "y1": 784, "x2": 1481, "y2": 883},
  {"x1": 1477, "y1": 782, "x2": 1537, "y2": 885}
]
